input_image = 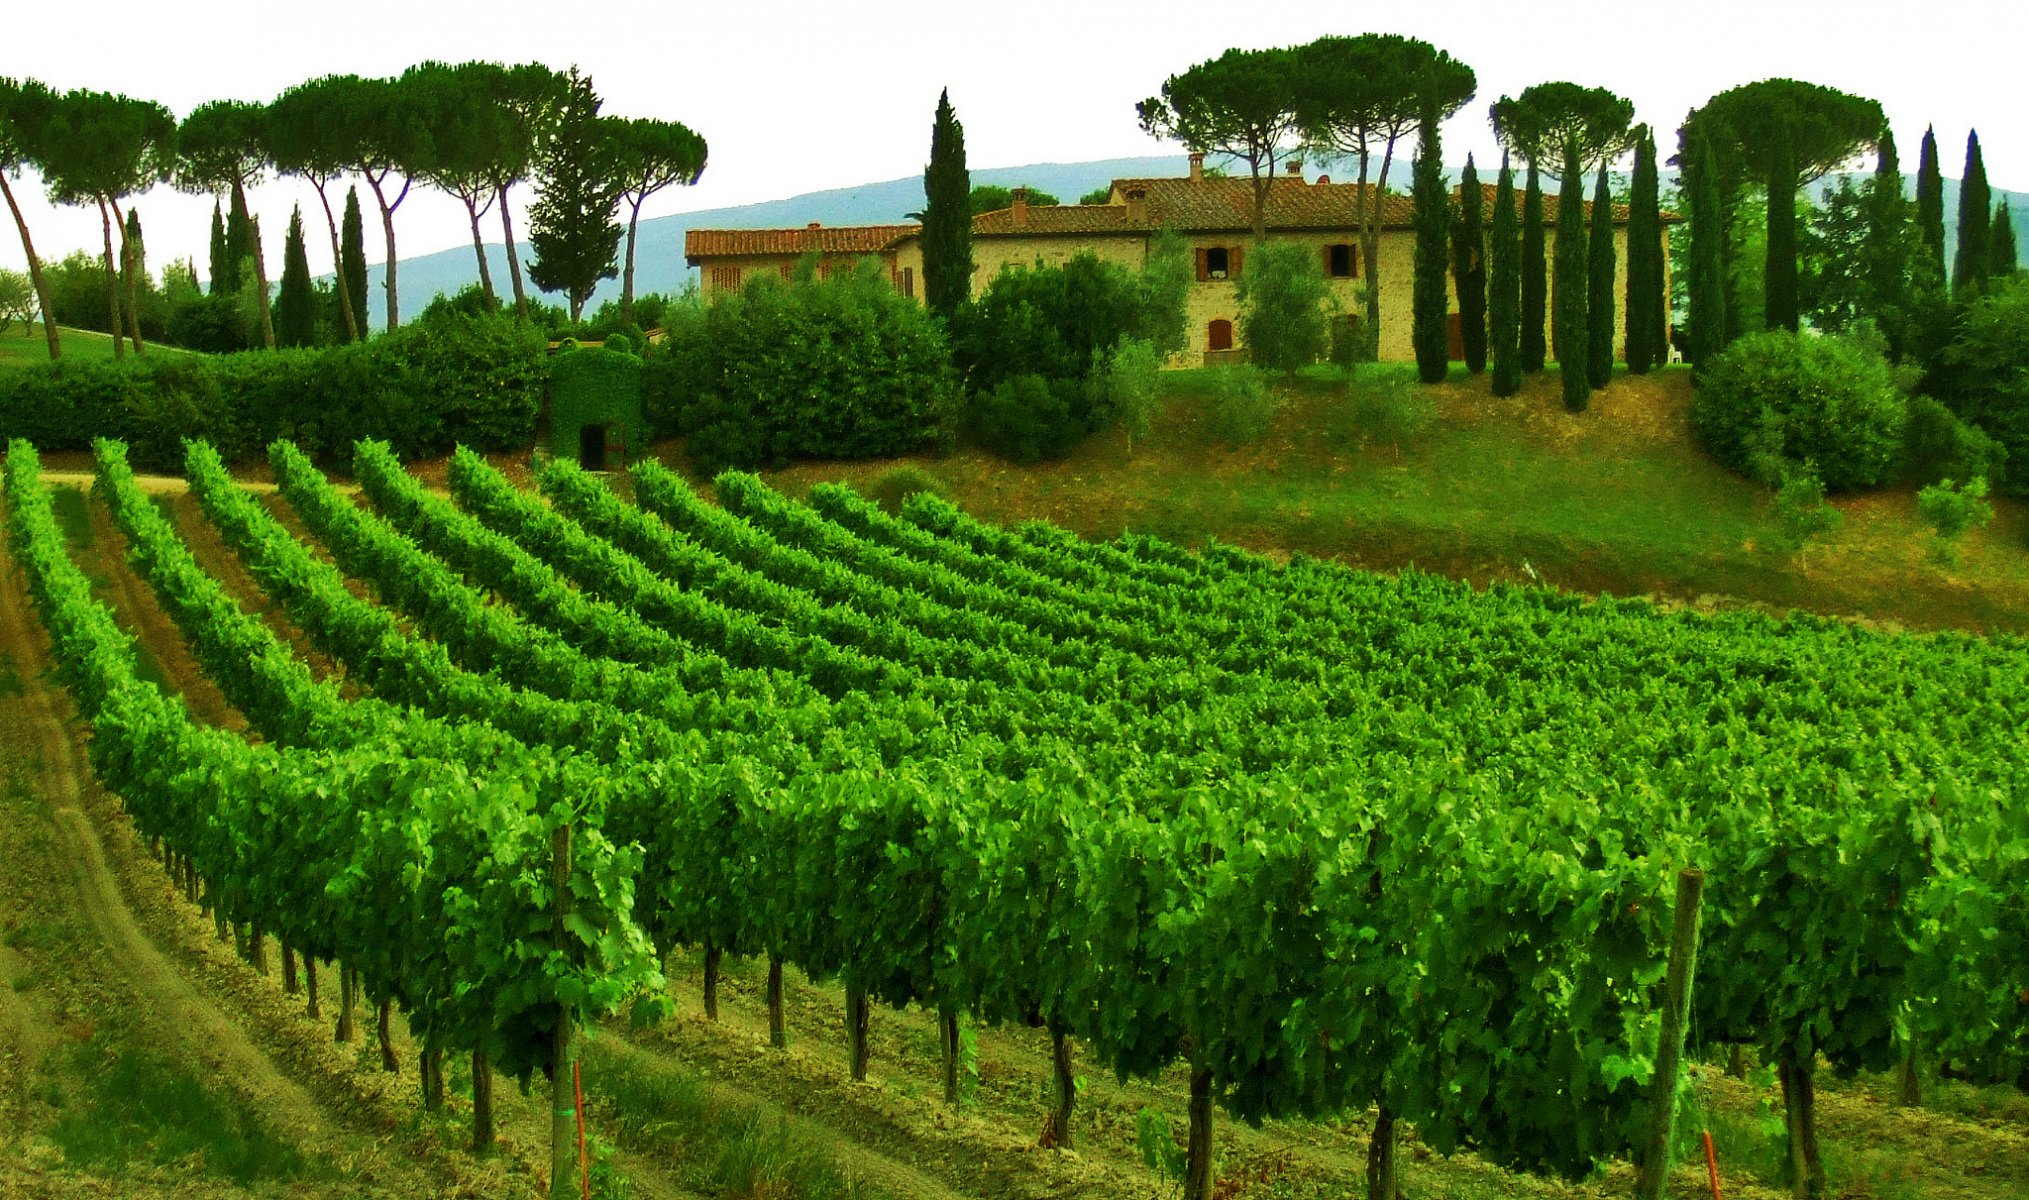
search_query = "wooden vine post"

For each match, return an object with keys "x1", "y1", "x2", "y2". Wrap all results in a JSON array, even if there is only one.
[
  {"x1": 767, "y1": 954, "x2": 787, "y2": 1049},
  {"x1": 702, "y1": 939, "x2": 722, "y2": 1021},
  {"x1": 1184, "y1": 1064, "x2": 1214, "y2": 1200},
  {"x1": 845, "y1": 981, "x2": 871, "y2": 1082},
  {"x1": 1045, "y1": 1029, "x2": 1076, "y2": 1148},
  {"x1": 1637, "y1": 868, "x2": 1706, "y2": 1200},
  {"x1": 472, "y1": 1047, "x2": 495, "y2": 1153},
  {"x1": 550, "y1": 820, "x2": 580, "y2": 1200},
  {"x1": 939, "y1": 1009, "x2": 961, "y2": 1106}
]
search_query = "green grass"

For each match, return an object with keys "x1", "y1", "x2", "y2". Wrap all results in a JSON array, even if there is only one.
[
  {"x1": 0, "y1": 322, "x2": 199, "y2": 370},
  {"x1": 48, "y1": 1030, "x2": 320, "y2": 1183}
]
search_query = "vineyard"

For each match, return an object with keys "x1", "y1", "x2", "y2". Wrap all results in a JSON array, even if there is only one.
[{"x1": 2, "y1": 434, "x2": 2026, "y2": 1200}]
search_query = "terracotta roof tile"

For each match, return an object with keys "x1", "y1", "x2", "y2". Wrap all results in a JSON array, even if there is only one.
[
  {"x1": 685, "y1": 224, "x2": 918, "y2": 261},
  {"x1": 971, "y1": 204, "x2": 1143, "y2": 236}
]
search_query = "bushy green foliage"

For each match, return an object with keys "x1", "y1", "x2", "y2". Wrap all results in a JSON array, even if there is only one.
[
  {"x1": 655, "y1": 261, "x2": 955, "y2": 473},
  {"x1": 1916, "y1": 476, "x2": 1994, "y2": 540},
  {"x1": 549, "y1": 342, "x2": 647, "y2": 463},
  {"x1": 1690, "y1": 329, "x2": 1908, "y2": 491},
  {"x1": 1343, "y1": 369, "x2": 1435, "y2": 455},
  {"x1": 1924, "y1": 276, "x2": 2029, "y2": 496},
  {"x1": 1203, "y1": 365, "x2": 1277, "y2": 445},
  {"x1": 1771, "y1": 460, "x2": 1843, "y2": 547},
  {"x1": 1137, "y1": 230, "x2": 1194, "y2": 358},
  {"x1": 865, "y1": 464, "x2": 948, "y2": 515},
  {"x1": 1902, "y1": 394, "x2": 2006, "y2": 488},
  {"x1": 1091, "y1": 337, "x2": 1165, "y2": 456},
  {"x1": 0, "y1": 310, "x2": 546, "y2": 469},
  {"x1": 1237, "y1": 240, "x2": 1328, "y2": 374},
  {"x1": 968, "y1": 373, "x2": 1081, "y2": 464}
]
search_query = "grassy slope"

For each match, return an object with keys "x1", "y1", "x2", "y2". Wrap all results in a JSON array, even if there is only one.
[
  {"x1": 742, "y1": 363, "x2": 2029, "y2": 637},
  {"x1": 0, "y1": 323, "x2": 198, "y2": 370}
]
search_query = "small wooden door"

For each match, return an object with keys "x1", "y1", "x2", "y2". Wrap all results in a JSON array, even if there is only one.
[
  {"x1": 1446, "y1": 313, "x2": 1465, "y2": 362},
  {"x1": 1208, "y1": 319, "x2": 1234, "y2": 351}
]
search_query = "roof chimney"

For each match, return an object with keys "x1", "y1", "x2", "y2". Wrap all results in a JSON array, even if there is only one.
[
  {"x1": 1125, "y1": 186, "x2": 1146, "y2": 224},
  {"x1": 1285, "y1": 159, "x2": 1304, "y2": 177},
  {"x1": 806, "y1": 221, "x2": 821, "y2": 231},
  {"x1": 1188, "y1": 152, "x2": 1204, "y2": 182},
  {"x1": 1011, "y1": 187, "x2": 1029, "y2": 228}
]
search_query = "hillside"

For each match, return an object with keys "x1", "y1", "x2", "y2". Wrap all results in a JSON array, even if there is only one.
[{"x1": 358, "y1": 156, "x2": 2029, "y2": 328}]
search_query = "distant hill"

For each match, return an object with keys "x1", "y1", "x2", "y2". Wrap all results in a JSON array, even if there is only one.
[{"x1": 356, "y1": 157, "x2": 2027, "y2": 329}]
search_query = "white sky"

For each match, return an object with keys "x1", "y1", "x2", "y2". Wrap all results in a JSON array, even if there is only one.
[{"x1": 3, "y1": 0, "x2": 2022, "y2": 282}]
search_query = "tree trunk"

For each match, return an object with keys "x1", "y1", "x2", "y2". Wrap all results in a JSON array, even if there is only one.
[
  {"x1": 109, "y1": 196, "x2": 145, "y2": 354},
  {"x1": 421, "y1": 1037, "x2": 445, "y2": 1111},
  {"x1": 366, "y1": 173, "x2": 407, "y2": 330},
  {"x1": 1184, "y1": 1066, "x2": 1215, "y2": 1200},
  {"x1": 939, "y1": 1009, "x2": 961, "y2": 1106},
  {"x1": 767, "y1": 954, "x2": 786, "y2": 1048},
  {"x1": 845, "y1": 982, "x2": 870, "y2": 1082},
  {"x1": 249, "y1": 927, "x2": 268, "y2": 976},
  {"x1": 1367, "y1": 1105, "x2": 1399, "y2": 1200},
  {"x1": 1896, "y1": 1032, "x2": 1922, "y2": 1107},
  {"x1": 549, "y1": 822, "x2": 577, "y2": 1200},
  {"x1": 622, "y1": 198, "x2": 643, "y2": 329},
  {"x1": 497, "y1": 185, "x2": 528, "y2": 320},
  {"x1": 282, "y1": 939, "x2": 299, "y2": 995},
  {"x1": 0, "y1": 170, "x2": 60, "y2": 360},
  {"x1": 1044, "y1": 1029, "x2": 1075, "y2": 1149},
  {"x1": 1778, "y1": 1056, "x2": 1825, "y2": 1199},
  {"x1": 1637, "y1": 869, "x2": 1705, "y2": 1200},
  {"x1": 312, "y1": 181, "x2": 359, "y2": 343},
  {"x1": 377, "y1": 997, "x2": 399, "y2": 1072},
  {"x1": 336, "y1": 963, "x2": 356, "y2": 1043},
  {"x1": 236, "y1": 183, "x2": 276, "y2": 350},
  {"x1": 304, "y1": 956, "x2": 320, "y2": 1020},
  {"x1": 465, "y1": 197, "x2": 497, "y2": 310},
  {"x1": 702, "y1": 939, "x2": 721, "y2": 1021},
  {"x1": 96, "y1": 198, "x2": 122, "y2": 361},
  {"x1": 1728, "y1": 1043, "x2": 1748, "y2": 1079},
  {"x1": 472, "y1": 1047, "x2": 495, "y2": 1154}
]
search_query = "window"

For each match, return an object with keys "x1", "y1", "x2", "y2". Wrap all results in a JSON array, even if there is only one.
[
  {"x1": 1207, "y1": 319, "x2": 1234, "y2": 351},
  {"x1": 710, "y1": 265, "x2": 742, "y2": 292},
  {"x1": 1206, "y1": 246, "x2": 1230, "y2": 279},
  {"x1": 893, "y1": 266, "x2": 915, "y2": 298},
  {"x1": 1327, "y1": 243, "x2": 1356, "y2": 278},
  {"x1": 779, "y1": 262, "x2": 794, "y2": 280}
]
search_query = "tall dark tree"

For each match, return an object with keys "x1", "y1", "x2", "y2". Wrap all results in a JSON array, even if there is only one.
[
  {"x1": 207, "y1": 199, "x2": 228, "y2": 294},
  {"x1": 1764, "y1": 116, "x2": 1799, "y2": 331},
  {"x1": 1915, "y1": 126, "x2": 1946, "y2": 277},
  {"x1": 269, "y1": 74, "x2": 367, "y2": 342},
  {"x1": 1554, "y1": 137, "x2": 1590, "y2": 411},
  {"x1": 1489, "y1": 154, "x2": 1522, "y2": 395},
  {"x1": 0, "y1": 76, "x2": 62, "y2": 359},
  {"x1": 222, "y1": 186, "x2": 253, "y2": 295},
  {"x1": 38, "y1": 88, "x2": 177, "y2": 360},
  {"x1": 341, "y1": 186, "x2": 368, "y2": 339},
  {"x1": 1953, "y1": 130, "x2": 1991, "y2": 300},
  {"x1": 1138, "y1": 47, "x2": 1308, "y2": 240},
  {"x1": 1294, "y1": 34, "x2": 1475, "y2": 347},
  {"x1": 1521, "y1": 163, "x2": 1547, "y2": 371},
  {"x1": 1993, "y1": 200, "x2": 2019, "y2": 277},
  {"x1": 275, "y1": 204, "x2": 316, "y2": 348},
  {"x1": 1587, "y1": 165, "x2": 1615, "y2": 386},
  {"x1": 1451, "y1": 154, "x2": 1487, "y2": 372},
  {"x1": 1859, "y1": 129, "x2": 1922, "y2": 359},
  {"x1": 178, "y1": 100, "x2": 276, "y2": 348},
  {"x1": 604, "y1": 116, "x2": 708, "y2": 328},
  {"x1": 1685, "y1": 127, "x2": 1728, "y2": 369},
  {"x1": 526, "y1": 68, "x2": 618, "y2": 323},
  {"x1": 1411, "y1": 94, "x2": 1451, "y2": 383},
  {"x1": 124, "y1": 208, "x2": 145, "y2": 282},
  {"x1": 922, "y1": 88, "x2": 973, "y2": 321},
  {"x1": 1624, "y1": 126, "x2": 1666, "y2": 373}
]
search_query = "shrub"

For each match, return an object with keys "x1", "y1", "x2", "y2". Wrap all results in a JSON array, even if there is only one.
[
  {"x1": 1903, "y1": 394, "x2": 2007, "y2": 487},
  {"x1": 1344, "y1": 370, "x2": 1435, "y2": 456},
  {"x1": 1923, "y1": 275, "x2": 2029, "y2": 496},
  {"x1": 865, "y1": 465, "x2": 948, "y2": 515},
  {"x1": 1090, "y1": 338, "x2": 1165, "y2": 456},
  {"x1": 952, "y1": 253, "x2": 1144, "y2": 397},
  {"x1": 549, "y1": 343, "x2": 647, "y2": 463},
  {"x1": 1917, "y1": 476, "x2": 1995, "y2": 540},
  {"x1": 668, "y1": 262, "x2": 954, "y2": 473},
  {"x1": 1690, "y1": 329, "x2": 1908, "y2": 491},
  {"x1": 968, "y1": 374, "x2": 1081, "y2": 464},
  {"x1": 1237, "y1": 240, "x2": 1329, "y2": 374},
  {"x1": 1771, "y1": 460, "x2": 1843, "y2": 547},
  {"x1": 373, "y1": 312, "x2": 547, "y2": 453},
  {"x1": 1204, "y1": 365, "x2": 1278, "y2": 445}
]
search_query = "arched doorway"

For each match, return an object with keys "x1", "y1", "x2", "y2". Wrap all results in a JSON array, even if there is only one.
[{"x1": 578, "y1": 424, "x2": 608, "y2": 472}]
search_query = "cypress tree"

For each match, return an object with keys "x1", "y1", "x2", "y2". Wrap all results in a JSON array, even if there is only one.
[
  {"x1": 1915, "y1": 126, "x2": 1946, "y2": 283},
  {"x1": 1686, "y1": 127, "x2": 1728, "y2": 370},
  {"x1": 208, "y1": 201, "x2": 228, "y2": 295},
  {"x1": 1954, "y1": 130, "x2": 1992, "y2": 299},
  {"x1": 1490, "y1": 154, "x2": 1522, "y2": 396},
  {"x1": 224, "y1": 188, "x2": 254, "y2": 296},
  {"x1": 1452, "y1": 155, "x2": 1487, "y2": 373},
  {"x1": 341, "y1": 186, "x2": 368, "y2": 341},
  {"x1": 1764, "y1": 116, "x2": 1799, "y2": 331},
  {"x1": 276, "y1": 205, "x2": 316, "y2": 348},
  {"x1": 1993, "y1": 200, "x2": 2019, "y2": 277},
  {"x1": 922, "y1": 88, "x2": 973, "y2": 322},
  {"x1": 1411, "y1": 94, "x2": 1451, "y2": 384},
  {"x1": 1554, "y1": 137, "x2": 1590, "y2": 411},
  {"x1": 1521, "y1": 163, "x2": 1547, "y2": 371},
  {"x1": 1624, "y1": 126, "x2": 1664, "y2": 374},
  {"x1": 1587, "y1": 165, "x2": 1615, "y2": 387},
  {"x1": 1863, "y1": 129, "x2": 1929, "y2": 362},
  {"x1": 124, "y1": 208, "x2": 146, "y2": 280}
]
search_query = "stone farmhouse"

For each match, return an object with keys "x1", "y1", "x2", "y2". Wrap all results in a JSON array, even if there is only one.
[{"x1": 685, "y1": 153, "x2": 1672, "y2": 366}]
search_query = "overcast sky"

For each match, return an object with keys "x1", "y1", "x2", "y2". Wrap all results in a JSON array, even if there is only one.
[{"x1": 3, "y1": 0, "x2": 2022, "y2": 283}]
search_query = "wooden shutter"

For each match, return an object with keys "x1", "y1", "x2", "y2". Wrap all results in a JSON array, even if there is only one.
[
  {"x1": 1230, "y1": 246, "x2": 1244, "y2": 277},
  {"x1": 1323, "y1": 244, "x2": 1334, "y2": 276},
  {"x1": 1195, "y1": 248, "x2": 1209, "y2": 282},
  {"x1": 1350, "y1": 243, "x2": 1360, "y2": 278}
]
